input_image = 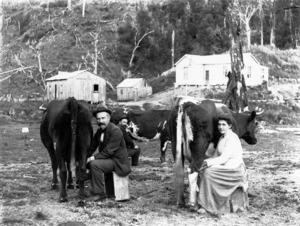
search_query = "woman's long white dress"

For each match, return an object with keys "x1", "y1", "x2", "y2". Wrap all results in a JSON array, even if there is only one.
[{"x1": 198, "y1": 130, "x2": 246, "y2": 214}]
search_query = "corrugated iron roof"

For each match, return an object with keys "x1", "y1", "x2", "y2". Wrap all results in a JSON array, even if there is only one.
[
  {"x1": 116, "y1": 78, "x2": 144, "y2": 88},
  {"x1": 45, "y1": 70, "x2": 87, "y2": 81},
  {"x1": 175, "y1": 53, "x2": 258, "y2": 65}
]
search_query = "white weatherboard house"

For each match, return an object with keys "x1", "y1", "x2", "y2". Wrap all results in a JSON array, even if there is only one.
[
  {"x1": 45, "y1": 70, "x2": 106, "y2": 103},
  {"x1": 175, "y1": 53, "x2": 268, "y2": 87},
  {"x1": 116, "y1": 78, "x2": 152, "y2": 101}
]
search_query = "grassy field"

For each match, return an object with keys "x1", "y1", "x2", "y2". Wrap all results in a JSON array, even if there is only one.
[{"x1": 1, "y1": 116, "x2": 300, "y2": 226}]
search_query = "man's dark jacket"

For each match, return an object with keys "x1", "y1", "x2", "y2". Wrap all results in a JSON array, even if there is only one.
[
  {"x1": 119, "y1": 125, "x2": 135, "y2": 149},
  {"x1": 89, "y1": 122, "x2": 131, "y2": 177}
]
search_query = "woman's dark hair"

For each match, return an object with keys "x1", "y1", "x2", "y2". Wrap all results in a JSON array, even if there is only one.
[{"x1": 218, "y1": 112, "x2": 233, "y2": 126}]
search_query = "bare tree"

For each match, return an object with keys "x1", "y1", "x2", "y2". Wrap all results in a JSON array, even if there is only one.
[
  {"x1": 89, "y1": 32, "x2": 99, "y2": 75},
  {"x1": 239, "y1": 0, "x2": 259, "y2": 50},
  {"x1": 0, "y1": 0, "x2": 3, "y2": 73},
  {"x1": 259, "y1": 0, "x2": 264, "y2": 45},
  {"x1": 82, "y1": 0, "x2": 86, "y2": 18},
  {"x1": 222, "y1": 0, "x2": 248, "y2": 112},
  {"x1": 266, "y1": 0, "x2": 276, "y2": 47},
  {"x1": 68, "y1": 0, "x2": 72, "y2": 11},
  {"x1": 124, "y1": 29, "x2": 154, "y2": 78},
  {"x1": 284, "y1": 2, "x2": 299, "y2": 49}
]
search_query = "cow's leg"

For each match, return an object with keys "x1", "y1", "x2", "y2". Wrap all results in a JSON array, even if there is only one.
[
  {"x1": 40, "y1": 121, "x2": 59, "y2": 190},
  {"x1": 75, "y1": 137, "x2": 89, "y2": 207},
  {"x1": 160, "y1": 139, "x2": 166, "y2": 163},
  {"x1": 43, "y1": 141, "x2": 59, "y2": 190},
  {"x1": 48, "y1": 146, "x2": 59, "y2": 190},
  {"x1": 172, "y1": 140, "x2": 185, "y2": 208},
  {"x1": 66, "y1": 162, "x2": 75, "y2": 189},
  {"x1": 76, "y1": 164, "x2": 86, "y2": 207},
  {"x1": 175, "y1": 165, "x2": 185, "y2": 207},
  {"x1": 57, "y1": 158, "x2": 68, "y2": 202}
]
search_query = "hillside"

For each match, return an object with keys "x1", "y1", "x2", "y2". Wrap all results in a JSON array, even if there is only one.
[
  {"x1": 1, "y1": 1, "x2": 300, "y2": 96},
  {"x1": 0, "y1": 1, "x2": 300, "y2": 125}
]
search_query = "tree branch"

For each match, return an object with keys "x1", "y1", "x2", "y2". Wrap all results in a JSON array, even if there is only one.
[
  {"x1": 0, "y1": 66, "x2": 34, "y2": 76},
  {"x1": 128, "y1": 29, "x2": 154, "y2": 69}
]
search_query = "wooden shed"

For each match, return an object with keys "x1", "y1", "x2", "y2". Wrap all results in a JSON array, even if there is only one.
[
  {"x1": 45, "y1": 70, "x2": 106, "y2": 104},
  {"x1": 116, "y1": 78, "x2": 152, "y2": 101}
]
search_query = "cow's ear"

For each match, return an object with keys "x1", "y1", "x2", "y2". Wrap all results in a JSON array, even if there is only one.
[{"x1": 249, "y1": 111, "x2": 256, "y2": 121}]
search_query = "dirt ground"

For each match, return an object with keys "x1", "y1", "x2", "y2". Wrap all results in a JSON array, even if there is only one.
[{"x1": 1, "y1": 115, "x2": 300, "y2": 226}]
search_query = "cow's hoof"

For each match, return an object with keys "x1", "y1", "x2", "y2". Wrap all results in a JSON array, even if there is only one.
[
  {"x1": 176, "y1": 203, "x2": 186, "y2": 209},
  {"x1": 59, "y1": 197, "x2": 68, "y2": 203},
  {"x1": 189, "y1": 203, "x2": 200, "y2": 212},
  {"x1": 67, "y1": 184, "x2": 75, "y2": 189},
  {"x1": 50, "y1": 183, "x2": 59, "y2": 190},
  {"x1": 77, "y1": 200, "x2": 85, "y2": 207},
  {"x1": 160, "y1": 157, "x2": 166, "y2": 163}
]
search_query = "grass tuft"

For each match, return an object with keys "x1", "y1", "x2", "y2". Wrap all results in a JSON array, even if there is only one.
[
  {"x1": 2, "y1": 218, "x2": 24, "y2": 224},
  {"x1": 34, "y1": 211, "x2": 48, "y2": 220}
]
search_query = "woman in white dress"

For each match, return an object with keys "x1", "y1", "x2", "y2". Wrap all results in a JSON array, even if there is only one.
[{"x1": 198, "y1": 113, "x2": 247, "y2": 214}]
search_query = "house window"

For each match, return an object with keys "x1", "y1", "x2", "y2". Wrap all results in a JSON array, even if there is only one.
[
  {"x1": 261, "y1": 68, "x2": 265, "y2": 79},
  {"x1": 94, "y1": 84, "x2": 99, "y2": 92},
  {"x1": 205, "y1": 70, "x2": 209, "y2": 82},
  {"x1": 184, "y1": 67, "x2": 188, "y2": 80},
  {"x1": 120, "y1": 89, "x2": 123, "y2": 95},
  {"x1": 247, "y1": 66, "x2": 251, "y2": 78}
]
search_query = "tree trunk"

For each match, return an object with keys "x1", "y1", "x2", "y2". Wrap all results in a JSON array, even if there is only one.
[
  {"x1": 269, "y1": 4, "x2": 276, "y2": 47},
  {"x1": 172, "y1": 30, "x2": 175, "y2": 67},
  {"x1": 68, "y1": 0, "x2": 72, "y2": 11},
  {"x1": 290, "y1": 7, "x2": 298, "y2": 49},
  {"x1": 0, "y1": 0, "x2": 3, "y2": 73},
  {"x1": 260, "y1": 0, "x2": 263, "y2": 46},
  {"x1": 94, "y1": 34, "x2": 98, "y2": 75},
  {"x1": 82, "y1": 0, "x2": 86, "y2": 18},
  {"x1": 245, "y1": 20, "x2": 251, "y2": 50},
  {"x1": 223, "y1": 5, "x2": 248, "y2": 112}
]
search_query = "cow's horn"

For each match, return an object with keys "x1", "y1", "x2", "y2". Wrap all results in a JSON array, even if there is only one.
[
  {"x1": 39, "y1": 105, "x2": 46, "y2": 111},
  {"x1": 243, "y1": 106, "x2": 249, "y2": 112},
  {"x1": 255, "y1": 107, "x2": 264, "y2": 115}
]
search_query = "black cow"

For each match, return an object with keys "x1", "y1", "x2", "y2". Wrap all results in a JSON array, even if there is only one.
[
  {"x1": 40, "y1": 97, "x2": 93, "y2": 206},
  {"x1": 169, "y1": 98, "x2": 260, "y2": 207},
  {"x1": 126, "y1": 109, "x2": 171, "y2": 163}
]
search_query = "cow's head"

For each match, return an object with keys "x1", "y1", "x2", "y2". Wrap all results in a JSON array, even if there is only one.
[
  {"x1": 128, "y1": 121, "x2": 139, "y2": 135},
  {"x1": 236, "y1": 110, "x2": 263, "y2": 145},
  {"x1": 242, "y1": 111, "x2": 258, "y2": 144}
]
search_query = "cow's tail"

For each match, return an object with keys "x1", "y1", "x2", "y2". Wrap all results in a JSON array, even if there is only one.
[
  {"x1": 175, "y1": 104, "x2": 184, "y2": 206},
  {"x1": 70, "y1": 97, "x2": 78, "y2": 174},
  {"x1": 183, "y1": 111, "x2": 192, "y2": 161}
]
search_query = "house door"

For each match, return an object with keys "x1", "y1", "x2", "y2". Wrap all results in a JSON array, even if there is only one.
[
  {"x1": 133, "y1": 89, "x2": 138, "y2": 101},
  {"x1": 55, "y1": 84, "x2": 57, "y2": 100},
  {"x1": 205, "y1": 70, "x2": 209, "y2": 85}
]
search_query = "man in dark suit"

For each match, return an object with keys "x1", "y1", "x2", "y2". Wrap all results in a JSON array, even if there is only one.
[
  {"x1": 117, "y1": 115, "x2": 141, "y2": 166},
  {"x1": 86, "y1": 106, "x2": 131, "y2": 201}
]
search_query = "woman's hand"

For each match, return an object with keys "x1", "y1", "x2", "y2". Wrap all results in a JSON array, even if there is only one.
[
  {"x1": 87, "y1": 156, "x2": 95, "y2": 163},
  {"x1": 199, "y1": 160, "x2": 209, "y2": 173}
]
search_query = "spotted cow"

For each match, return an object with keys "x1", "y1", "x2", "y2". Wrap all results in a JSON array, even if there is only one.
[
  {"x1": 126, "y1": 109, "x2": 171, "y2": 163},
  {"x1": 169, "y1": 98, "x2": 262, "y2": 207}
]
